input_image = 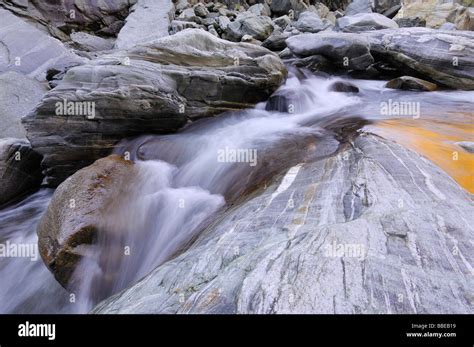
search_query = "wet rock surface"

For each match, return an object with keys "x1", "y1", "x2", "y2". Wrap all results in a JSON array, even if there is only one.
[{"x1": 94, "y1": 133, "x2": 474, "y2": 313}]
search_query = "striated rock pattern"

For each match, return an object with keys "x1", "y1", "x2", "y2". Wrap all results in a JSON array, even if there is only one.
[
  {"x1": 94, "y1": 133, "x2": 474, "y2": 313},
  {"x1": 23, "y1": 29, "x2": 287, "y2": 186}
]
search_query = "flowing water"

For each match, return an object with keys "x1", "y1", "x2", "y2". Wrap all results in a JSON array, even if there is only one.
[{"x1": 1, "y1": 70, "x2": 473, "y2": 313}]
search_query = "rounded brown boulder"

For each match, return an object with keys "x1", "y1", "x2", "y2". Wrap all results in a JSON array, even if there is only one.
[{"x1": 37, "y1": 155, "x2": 135, "y2": 290}]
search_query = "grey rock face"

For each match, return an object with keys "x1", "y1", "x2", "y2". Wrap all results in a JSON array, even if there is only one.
[
  {"x1": 114, "y1": 0, "x2": 175, "y2": 50},
  {"x1": 225, "y1": 14, "x2": 275, "y2": 41},
  {"x1": 286, "y1": 32, "x2": 374, "y2": 70},
  {"x1": 337, "y1": 12, "x2": 399, "y2": 32},
  {"x1": 70, "y1": 32, "x2": 115, "y2": 52},
  {"x1": 0, "y1": 138, "x2": 43, "y2": 207},
  {"x1": 94, "y1": 133, "x2": 474, "y2": 313},
  {"x1": 0, "y1": 9, "x2": 85, "y2": 81},
  {"x1": 367, "y1": 28, "x2": 474, "y2": 90},
  {"x1": 23, "y1": 29, "x2": 287, "y2": 186},
  {"x1": 294, "y1": 11, "x2": 332, "y2": 33},
  {"x1": 0, "y1": 0, "x2": 135, "y2": 40},
  {"x1": 0, "y1": 71, "x2": 48, "y2": 139},
  {"x1": 345, "y1": 0, "x2": 373, "y2": 16}
]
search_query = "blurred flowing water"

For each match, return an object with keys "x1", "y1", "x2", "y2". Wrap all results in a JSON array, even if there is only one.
[{"x1": 1, "y1": 71, "x2": 473, "y2": 313}]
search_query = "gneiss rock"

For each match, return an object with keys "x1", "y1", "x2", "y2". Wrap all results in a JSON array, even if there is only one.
[
  {"x1": 386, "y1": 76, "x2": 438, "y2": 91},
  {"x1": 23, "y1": 29, "x2": 287, "y2": 186},
  {"x1": 37, "y1": 155, "x2": 134, "y2": 289},
  {"x1": 0, "y1": 0, "x2": 134, "y2": 41},
  {"x1": 337, "y1": 12, "x2": 399, "y2": 32},
  {"x1": 224, "y1": 14, "x2": 275, "y2": 41},
  {"x1": 114, "y1": 0, "x2": 175, "y2": 50},
  {"x1": 286, "y1": 32, "x2": 374, "y2": 70},
  {"x1": 70, "y1": 32, "x2": 115, "y2": 52},
  {"x1": 0, "y1": 9, "x2": 85, "y2": 81},
  {"x1": 0, "y1": 138, "x2": 43, "y2": 207},
  {"x1": 294, "y1": 11, "x2": 332, "y2": 33},
  {"x1": 0, "y1": 72, "x2": 48, "y2": 139},
  {"x1": 94, "y1": 134, "x2": 474, "y2": 313},
  {"x1": 366, "y1": 28, "x2": 474, "y2": 90}
]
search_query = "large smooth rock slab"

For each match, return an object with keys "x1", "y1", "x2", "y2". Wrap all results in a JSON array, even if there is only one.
[
  {"x1": 337, "y1": 12, "x2": 399, "y2": 32},
  {"x1": 23, "y1": 29, "x2": 287, "y2": 186},
  {"x1": 94, "y1": 133, "x2": 474, "y2": 314},
  {"x1": 286, "y1": 32, "x2": 374, "y2": 70},
  {"x1": 0, "y1": 71, "x2": 48, "y2": 138},
  {"x1": 0, "y1": 0, "x2": 135, "y2": 40},
  {"x1": 366, "y1": 28, "x2": 474, "y2": 90},
  {"x1": 0, "y1": 138, "x2": 43, "y2": 207},
  {"x1": 114, "y1": 0, "x2": 175, "y2": 50},
  {"x1": 0, "y1": 9, "x2": 85, "y2": 81}
]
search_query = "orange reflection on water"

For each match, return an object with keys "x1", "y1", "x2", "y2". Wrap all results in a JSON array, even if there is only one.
[{"x1": 368, "y1": 118, "x2": 474, "y2": 194}]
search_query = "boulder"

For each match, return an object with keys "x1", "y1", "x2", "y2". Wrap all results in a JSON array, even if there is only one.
[
  {"x1": 225, "y1": 14, "x2": 275, "y2": 41},
  {"x1": 337, "y1": 12, "x2": 399, "y2": 32},
  {"x1": 0, "y1": 138, "x2": 43, "y2": 207},
  {"x1": 345, "y1": 0, "x2": 373, "y2": 16},
  {"x1": 0, "y1": 72, "x2": 48, "y2": 139},
  {"x1": 273, "y1": 15, "x2": 292, "y2": 29},
  {"x1": 294, "y1": 11, "x2": 332, "y2": 33},
  {"x1": 70, "y1": 32, "x2": 115, "y2": 52},
  {"x1": 194, "y1": 3, "x2": 210, "y2": 18},
  {"x1": 385, "y1": 76, "x2": 438, "y2": 91},
  {"x1": 286, "y1": 32, "x2": 375, "y2": 70},
  {"x1": 114, "y1": 0, "x2": 175, "y2": 50},
  {"x1": 373, "y1": 0, "x2": 400, "y2": 14},
  {"x1": 394, "y1": 0, "x2": 473, "y2": 30},
  {"x1": 0, "y1": 9, "x2": 85, "y2": 81},
  {"x1": 94, "y1": 134, "x2": 474, "y2": 313},
  {"x1": 36, "y1": 155, "x2": 135, "y2": 289},
  {"x1": 23, "y1": 29, "x2": 287, "y2": 186},
  {"x1": 0, "y1": 0, "x2": 134, "y2": 41},
  {"x1": 329, "y1": 80, "x2": 360, "y2": 92},
  {"x1": 248, "y1": 3, "x2": 272, "y2": 16},
  {"x1": 366, "y1": 28, "x2": 474, "y2": 90},
  {"x1": 262, "y1": 29, "x2": 293, "y2": 51}
]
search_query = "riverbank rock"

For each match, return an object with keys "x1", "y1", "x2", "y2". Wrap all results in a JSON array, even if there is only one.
[
  {"x1": 224, "y1": 14, "x2": 275, "y2": 41},
  {"x1": 0, "y1": 0, "x2": 135, "y2": 41},
  {"x1": 394, "y1": 0, "x2": 473, "y2": 30},
  {"x1": 94, "y1": 133, "x2": 474, "y2": 313},
  {"x1": 386, "y1": 76, "x2": 438, "y2": 91},
  {"x1": 23, "y1": 29, "x2": 287, "y2": 186},
  {"x1": 294, "y1": 11, "x2": 332, "y2": 33},
  {"x1": 367, "y1": 28, "x2": 474, "y2": 90},
  {"x1": 36, "y1": 155, "x2": 134, "y2": 289},
  {"x1": 0, "y1": 9, "x2": 85, "y2": 81},
  {"x1": 114, "y1": 0, "x2": 175, "y2": 49},
  {"x1": 345, "y1": 0, "x2": 373, "y2": 16},
  {"x1": 286, "y1": 32, "x2": 374, "y2": 70},
  {"x1": 0, "y1": 72, "x2": 48, "y2": 138},
  {"x1": 0, "y1": 138, "x2": 43, "y2": 207},
  {"x1": 337, "y1": 12, "x2": 399, "y2": 32}
]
